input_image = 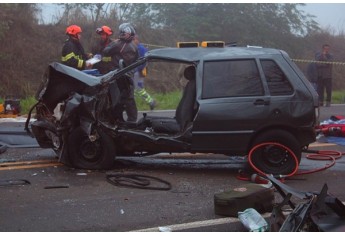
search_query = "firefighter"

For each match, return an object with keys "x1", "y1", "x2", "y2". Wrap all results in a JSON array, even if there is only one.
[
  {"x1": 91, "y1": 25, "x2": 114, "y2": 74},
  {"x1": 61, "y1": 25, "x2": 91, "y2": 70},
  {"x1": 102, "y1": 23, "x2": 139, "y2": 122}
]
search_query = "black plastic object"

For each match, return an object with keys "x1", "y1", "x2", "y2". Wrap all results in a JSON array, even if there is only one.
[
  {"x1": 106, "y1": 173, "x2": 172, "y2": 191},
  {"x1": 214, "y1": 183, "x2": 274, "y2": 217}
]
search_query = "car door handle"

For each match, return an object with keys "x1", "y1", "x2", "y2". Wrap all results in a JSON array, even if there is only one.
[{"x1": 254, "y1": 99, "x2": 270, "y2": 106}]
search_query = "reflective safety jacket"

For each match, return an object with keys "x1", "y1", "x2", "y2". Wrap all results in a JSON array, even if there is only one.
[
  {"x1": 136, "y1": 43, "x2": 148, "y2": 77},
  {"x1": 61, "y1": 38, "x2": 88, "y2": 70}
]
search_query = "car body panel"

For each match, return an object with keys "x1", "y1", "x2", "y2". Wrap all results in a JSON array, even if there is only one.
[
  {"x1": 27, "y1": 45, "x2": 319, "y2": 173},
  {"x1": 190, "y1": 49, "x2": 317, "y2": 153}
]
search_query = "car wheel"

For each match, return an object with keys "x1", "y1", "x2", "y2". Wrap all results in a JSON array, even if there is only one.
[
  {"x1": 68, "y1": 127, "x2": 116, "y2": 170},
  {"x1": 249, "y1": 130, "x2": 301, "y2": 175}
]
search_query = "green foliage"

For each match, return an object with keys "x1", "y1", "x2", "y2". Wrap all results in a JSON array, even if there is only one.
[
  {"x1": 13, "y1": 90, "x2": 345, "y2": 117},
  {"x1": 331, "y1": 90, "x2": 345, "y2": 104},
  {"x1": 141, "y1": 3, "x2": 319, "y2": 44},
  {"x1": 1, "y1": 2, "x2": 345, "y2": 99},
  {"x1": 11, "y1": 91, "x2": 182, "y2": 116},
  {"x1": 135, "y1": 90, "x2": 182, "y2": 111},
  {"x1": 20, "y1": 96, "x2": 37, "y2": 114}
]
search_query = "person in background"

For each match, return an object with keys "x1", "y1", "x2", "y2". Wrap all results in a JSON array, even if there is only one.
[
  {"x1": 61, "y1": 25, "x2": 91, "y2": 70},
  {"x1": 102, "y1": 23, "x2": 139, "y2": 122},
  {"x1": 102, "y1": 23, "x2": 138, "y2": 72},
  {"x1": 91, "y1": 25, "x2": 114, "y2": 74},
  {"x1": 315, "y1": 44, "x2": 333, "y2": 107},
  {"x1": 306, "y1": 62, "x2": 318, "y2": 91},
  {"x1": 133, "y1": 35, "x2": 156, "y2": 110}
]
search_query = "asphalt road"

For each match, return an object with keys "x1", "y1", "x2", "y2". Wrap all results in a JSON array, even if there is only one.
[{"x1": 0, "y1": 106, "x2": 345, "y2": 232}]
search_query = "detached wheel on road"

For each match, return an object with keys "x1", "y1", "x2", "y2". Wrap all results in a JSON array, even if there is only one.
[
  {"x1": 68, "y1": 127, "x2": 116, "y2": 170},
  {"x1": 249, "y1": 130, "x2": 301, "y2": 175}
]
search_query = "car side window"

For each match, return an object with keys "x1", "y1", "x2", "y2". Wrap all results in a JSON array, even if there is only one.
[
  {"x1": 202, "y1": 59, "x2": 263, "y2": 99},
  {"x1": 260, "y1": 59, "x2": 293, "y2": 96}
]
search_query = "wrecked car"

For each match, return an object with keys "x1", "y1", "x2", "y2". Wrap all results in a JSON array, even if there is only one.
[
  {"x1": 267, "y1": 174, "x2": 345, "y2": 232},
  {"x1": 25, "y1": 43, "x2": 319, "y2": 174}
]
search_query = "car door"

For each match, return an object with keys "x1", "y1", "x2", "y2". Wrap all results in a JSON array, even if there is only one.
[
  {"x1": 192, "y1": 58, "x2": 271, "y2": 154},
  {"x1": 260, "y1": 56, "x2": 315, "y2": 132}
]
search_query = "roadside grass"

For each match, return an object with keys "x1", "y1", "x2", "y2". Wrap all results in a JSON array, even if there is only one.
[
  {"x1": 2, "y1": 89, "x2": 345, "y2": 116},
  {"x1": 0, "y1": 90, "x2": 183, "y2": 115},
  {"x1": 135, "y1": 90, "x2": 182, "y2": 111},
  {"x1": 331, "y1": 90, "x2": 345, "y2": 104},
  {"x1": 19, "y1": 96, "x2": 37, "y2": 114}
]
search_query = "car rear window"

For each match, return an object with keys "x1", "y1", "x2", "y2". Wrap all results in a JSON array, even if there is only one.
[
  {"x1": 202, "y1": 59, "x2": 263, "y2": 99},
  {"x1": 260, "y1": 59, "x2": 294, "y2": 96}
]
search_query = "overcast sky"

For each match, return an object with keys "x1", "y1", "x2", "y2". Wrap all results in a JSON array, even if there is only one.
[
  {"x1": 38, "y1": 3, "x2": 345, "y2": 33},
  {"x1": 302, "y1": 3, "x2": 345, "y2": 32}
]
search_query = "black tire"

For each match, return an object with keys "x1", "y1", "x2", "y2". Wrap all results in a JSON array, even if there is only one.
[
  {"x1": 68, "y1": 127, "x2": 116, "y2": 170},
  {"x1": 249, "y1": 130, "x2": 301, "y2": 175}
]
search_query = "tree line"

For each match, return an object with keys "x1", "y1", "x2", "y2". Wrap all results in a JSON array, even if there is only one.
[{"x1": 1, "y1": 3, "x2": 345, "y2": 98}]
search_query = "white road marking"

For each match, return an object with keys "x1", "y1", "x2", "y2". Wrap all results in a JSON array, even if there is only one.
[
  {"x1": 132, "y1": 213, "x2": 272, "y2": 232},
  {"x1": 309, "y1": 142, "x2": 336, "y2": 147}
]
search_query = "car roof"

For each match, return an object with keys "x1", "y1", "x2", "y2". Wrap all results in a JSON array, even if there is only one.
[{"x1": 146, "y1": 47, "x2": 284, "y2": 63}]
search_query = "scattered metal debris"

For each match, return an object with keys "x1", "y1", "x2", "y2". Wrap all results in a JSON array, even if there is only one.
[
  {"x1": 44, "y1": 185, "x2": 69, "y2": 189},
  {"x1": 0, "y1": 144, "x2": 8, "y2": 154},
  {"x1": 0, "y1": 179, "x2": 31, "y2": 187},
  {"x1": 267, "y1": 175, "x2": 345, "y2": 232},
  {"x1": 106, "y1": 173, "x2": 172, "y2": 191}
]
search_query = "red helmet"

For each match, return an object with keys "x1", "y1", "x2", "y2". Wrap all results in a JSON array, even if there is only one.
[
  {"x1": 96, "y1": 26, "x2": 113, "y2": 36},
  {"x1": 66, "y1": 25, "x2": 82, "y2": 36}
]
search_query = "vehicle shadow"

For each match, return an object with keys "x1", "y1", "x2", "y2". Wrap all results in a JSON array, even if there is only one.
[{"x1": 112, "y1": 153, "x2": 249, "y2": 174}]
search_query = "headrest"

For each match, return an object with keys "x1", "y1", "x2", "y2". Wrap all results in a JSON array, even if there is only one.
[{"x1": 184, "y1": 66, "x2": 196, "y2": 81}]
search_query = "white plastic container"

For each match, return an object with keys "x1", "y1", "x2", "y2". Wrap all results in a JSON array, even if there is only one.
[{"x1": 238, "y1": 208, "x2": 268, "y2": 232}]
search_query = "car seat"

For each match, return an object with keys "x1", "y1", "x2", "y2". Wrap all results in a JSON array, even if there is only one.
[{"x1": 146, "y1": 65, "x2": 197, "y2": 134}]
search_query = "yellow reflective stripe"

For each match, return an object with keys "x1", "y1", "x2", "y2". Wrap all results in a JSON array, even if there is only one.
[
  {"x1": 78, "y1": 59, "x2": 84, "y2": 69},
  {"x1": 102, "y1": 57, "x2": 112, "y2": 62},
  {"x1": 292, "y1": 59, "x2": 345, "y2": 65},
  {"x1": 61, "y1": 52, "x2": 76, "y2": 62},
  {"x1": 61, "y1": 52, "x2": 84, "y2": 68}
]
